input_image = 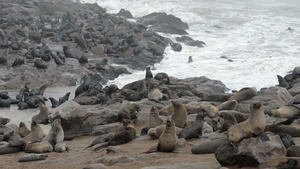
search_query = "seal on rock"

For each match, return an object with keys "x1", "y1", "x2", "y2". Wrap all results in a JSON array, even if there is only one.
[
  {"x1": 218, "y1": 111, "x2": 238, "y2": 132},
  {"x1": 217, "y1": 100, "x2": 238, "y2": 111},
  {"x1": 178, "y1": 112, "x2": 206, "y2": 140},
  {"x1": 107, "y1": 121, "x2": 136, "y2": 146},
  {"x1": 228, "y1": 87, "x2": 257, "y2": 102},
  {"x1": 267, "y1": 105, "x2": 300, "y2": 119},
  {"x1": 201, "y1": 103, "x2": 219, "y2": 118},
  {"x1": 170, "y1": 100, "x2": 187, "y2": 128},
  {"x1": 117, "y1": 102, "x2": 140, "y2": 123},
  {"x1": 0, "y1": 117, "x2": 10, "y2": 125},
  {"x1": 227, "y1": 102, "x2": 265, "y2": 143},
  {"x1": 32, "y1": 102, "x2": 51, "y2": 124},
  {"x1": 22, "y1": 141, "x2": 53, "y2": 153},
  {"x1": 145, "y1": 67, "x2": 153, "y2": 79}
]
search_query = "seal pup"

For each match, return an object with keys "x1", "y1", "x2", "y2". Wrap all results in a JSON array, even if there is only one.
[
  {"x1": 228, "y1": 87, "x2": 257, "y2": 102},
  {"x1": 117, "y1": 102, "x2": 140, "y2": 124},
  {"x1": 218, "y1": 111, "x2": 238, "y2": 132},
  {"x1": 19, "y1": 122, "x2": 30, "y2": 138},
  {"x1": 178, "y1": 112, "x2": 206, "y2": 140},
  {"x1": 147, "y1": 125, "x2": 182, "y2": 140},
  {"x1": 63, "y1": 45, "x2": 80, "y2": 59},
  {"x1": 29, "y1": 84, "x2": 49, "y2": 96},
  {"x1": 78, "y1": 50, "x2": 88, "y2": 64},
  {"x1": 171, "y1": 100, "x2": 187, "y2": 128},
  {"x1": 145, "y1": 67, "x2": 153, "y2": 79},
  {"x1": 148, "y1": 106, "x2": 164, "y2": 128},
  {"x1": 157, "y1": 118, "x2": 177, "y2": 152},
  {"x1": 48, "y1": 97, "x2": 59, "y2": 108},
  {"x1": 43, "y1": 118, "x2": 65, "y2": 152},
  {"x1": 34, "y1": 58, "x2": 47, "y2": 69},
  {"x1": 18, "y1": 153, "x2": 48, "y2": 162},
  {"x1": 32, "y1": 102, "x2": 51, "y2": 124},
  {"x1": 22, "y1": 120, "x2": 44, "y2": 142},
  {"x1": 227, "y1": 102, "x2": 266, "y2": 143}
]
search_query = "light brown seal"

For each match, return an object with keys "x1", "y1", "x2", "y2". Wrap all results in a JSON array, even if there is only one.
[
  {"x1": 157, "y1": 118, "x2": 177, "y2": 152},
  {"x1": 170, "y1": 100, "x2": 187, "y2": 128},
  {"x1": 107, "y1": 121, "x2": 136, "y2": 146},
  {"x1": 265, "y1": 123, "x2": 300, "y2": 137},
  {"x1": 227, "y1": 102, "x2": 265, "y2": 143},
  {"x1": 117, "y1": 102, "x2": 140, "y2": 123},
  {"x1": 218, "y1": 111, "x2": 238, "y2": 132},
  {"x1": 147, "y1": 124, "x2": 182, "y2": 140},
  {"x1": 148, "y1": 106, "x2": 164, "y2": 128},
  {"x1": 0, "y1": 116, "x2": 10, "y2": 125},
  {"x1": 267, "y1": 105, "x2": 300, "y2": 119},
  {"x1": 32, "y1": 102, "x2": 51, "y2": 124},
  {"x1": 217, "y1": 100, "x2": 238, "y2": 111},
  {"x1": 43, "y1": 118, "x2": 66, "y2": 152},
  {"x1": 228, "y1": 87, "x2": 257, "y2": 102},
  {"x1": 19, "y1": 122, "x2": 30, "y2": 138},
  {"x1": 158, "y1": 103, "x2": 202, "y2": 116},
  {"x1": 218, "y1": 110, "x2": 249, "y2": 123},
  {"x1": 23, "y1": 141, "x2": 53, "y2": 153},
  {"x1": 201, "y1": 104, "x2": 219, "y2": 118},
  {"x1": 22, "y1": 120, "x2": 44, "y2": 142}
]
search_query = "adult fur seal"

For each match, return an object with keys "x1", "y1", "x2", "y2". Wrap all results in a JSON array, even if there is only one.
[
  {"x1": 75, "y1": 75, "x2": 90, "y2": 98},
  {"x1": 227, "y1": 102, "x2": 265, "y2": 143},
  {"x1": 217, "y1": 100, "x2": 238, "y2": 111},
  {"x1": 22, "y1": 141, "x2": 53, "y2": 153},
  {"x1": 201, "y1": 104, "x2": 219, "y2": 118},
  {"x1": 265, "y1": 123, "x2": 300, "y2": 137},
  {"x1": 191, "y1": 137, "x2": 227, "y2": 154},
  {"x1": 218, "y1": 110, "x2": 249, "y2": 123},
  {"x1": 19, "y1": 122, "x2": 30, "y2": 138},
  {"x1": 171, "y1": 100, "x2": 187, "y2": 128},
  {"x1": 228, "y1": 87, "x2": 257, "y2": 102},
  {"x1": 157, "y1": 118, "x2": 177, "y2": 152},
  {"x1": 148, "y1": 106, "x2": 164, "y2": 128},
  {"x1": 117, "y1": 102, "x2": 140, "y2": 123},
  {"x1": 218, "y1": 111, "x2": 238, "y2": 132},
  {"x1": 32, "y1": 102, "x2": 51, "y2": 124},
  {"x1": 178, "y1": 112, "x2": 206, "y2": 140},
  {"x1": 145, "y1": 67, "x2": 153, "y2": 79},
  {"x1": 147, "y1": 125, "x2": 182, "y2": 140},
  {"x1": 267, "y1": 105, "x2": 300, "y2": 119},
  {"x1": 43, "y1": 118, "x2": 66, "y2": 152},
  {"x1": 22, "y1": 120, "x2": 44, "y2": 142},
  {"x1": 107, "y1": 121, "x2": 136, "y2": 146},
  {"x1": 105, "y1": 84, "x2": 119, "y2": 98}
]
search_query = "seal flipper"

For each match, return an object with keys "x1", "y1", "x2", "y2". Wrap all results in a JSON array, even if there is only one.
[
  {"x1": 143, "y1": 144, "x2": 158, "y2": 153},
  {"x1": 277, "y1": 118, "x2": 294, "y2": 125}
]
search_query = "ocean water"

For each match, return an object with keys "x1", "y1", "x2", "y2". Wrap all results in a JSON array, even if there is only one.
[{"x1": 83, "y1": 0, "x2": 300, "y2": 91}]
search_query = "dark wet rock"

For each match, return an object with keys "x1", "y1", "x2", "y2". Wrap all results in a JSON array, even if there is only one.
[
  {"x1": 215, "y1": 142, "x2": 239, "y2": 166},
  {"x1": 115, "y1": 9, "x2": 133, "y2": 19},
  {"x1": 176, "y1": 36, "x2": 206, "y2": 48},
  {"x1": 83, "y1": 164, "x2": 108, "y2": 169},
  {"x1": 138, "y1": 12, "x2": 189, "y2": 35},
  {"x1": 97, "y1": 155, "x2": 135, "y2": 166}
]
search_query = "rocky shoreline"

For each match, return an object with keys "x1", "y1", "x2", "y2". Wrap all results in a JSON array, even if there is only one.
[{"x1": 1, "y1": 0, "x2": 300, "y2": 169}]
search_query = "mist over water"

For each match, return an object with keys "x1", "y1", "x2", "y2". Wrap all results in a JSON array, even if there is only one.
[{"x1": 83, "y1": 0, "x2": 300, "y2": 91}]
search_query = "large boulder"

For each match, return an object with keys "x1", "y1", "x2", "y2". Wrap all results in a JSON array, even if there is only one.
[
  {"x1": 215, "y1": 132, "x2": 286, "y2": 167},
  {"x1": 137, "y1": 12, "x2": 189, "y2": 35},
  {"x1": 49, "y1": 100, "x2": 120, "y2": 139}
]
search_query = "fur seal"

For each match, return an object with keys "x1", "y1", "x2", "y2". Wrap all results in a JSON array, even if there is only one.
[
  {"x1": 34, "y1": 58, "x2": 47, "y2": 69},
  {"x1": 202, "y1": 93, "x2": 233, "y2": 102},
  {"x1": 201, "y1": 104, "x2": 219, "y2": 118},
  {"x1": 178, "y1": 112, "x2": 206, "y2": 139},
  {"x1": 43, "y1": 118, "x2": 65, "y2": 151},
  {"x1": 63, "y1": 46, "x2": 80, "y2": 59},
  {"x1": 218, "y1": 111, "x2": 238, "y2": 132},
  {"x1": 277, "y1": 75, "x2": 290, "y2": 89},
  {"x1": 18, "y1": 101, "x2": 29, "y2": 110},
  {"x1": 157, "y1": 118, "x2": 177, "y2": 152},
  {"x1": 105, "y1": 84, "x2": 119, "y2": 98},
  {"x1": 75, "y1": 75, "x2": 90, "y2": 98},
  {"x1": 0, "y1": 143, "x2": 23, "y2": 155},
  {"x1": 58, "y1": 92, "x2": 71, "y2": 105},
  {"x1": 227, "y1": 102, "x2": 265, "y2": 143},
  {"x1": 32, "y1": 102, "x2": 51, "y2": 124},
  {"x1": 22, "y1": 120, "x2": 44, "y2": 142},
  {"x1": 265, "y1": 123, "x2": 300, "y2": 137},
  {"x1": 86, "y1": 133, "x2": 115, "y2": 148},
  {"x1": 145, "y1": 67, "x2": 153, "y2": 79},
  {"x1": 267, "y1": 105, "x2": 300, "y2": 119},
  {"x1": 171, "y1": 100, "x2": 187, "y2": 128},
  {"x1": 49, "y1": 97, "x2": 59, "y2": 108},
  {"x1": 228, "y1": 87, "x2": 257, "y2": 102},
  {"x1": 18, "y1": 153, "x2": 48, "y2": 162},
  {"x1": 188, "y1": 56, "x2": 193, "y2": 63},
  {"x1": 147, "y1": 125, "x2": 182, "y2": 140},
  {"x1": 154, "y1": 72, "x2": 170, "y2": 85},
  {"x1": 218, "y1": 110, "x2": 249, "y2": 123},
  {"x1": 191, "y1": 137, "x2": 227, "y2": 154},
  {"x1": 148, "y1": 106, "x2": 164, "y2": 128},
  {"x1": 19, "y1": 122, "x2": 30, "y2": 138},
  {"x1": 107, "y1": 121, "x2": 136, "y2": 146},
  {"x1": 0, "y1": 117, "x2": 10, "y2": 125},
  {"x1": 217, "y1": 100, "x2": 238, "y2": 111},
  {"x1": 78, "y1": 50, "x2": 88, "y2": 64},
  {"x1": 158, "y1": 103, "x2": 202, "y2": 116},
  {"x1": 117, "y1": 102, "x2": 140, "y2": 123},
  {"x1": 21, "y1": 141, "x2": 53, "y2": 153}
]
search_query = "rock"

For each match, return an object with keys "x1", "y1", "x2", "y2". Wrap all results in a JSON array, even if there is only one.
[
  {"x1": 115, "y1": 9, "x2": 133, "y2": 19},
  {"x1": 176, "y1": 36, "x2": 206, "y2": 48},
  {"x1": 18, "y1": 153, "x2": 47, "y2": 162},
  {"x1": 141, "y1": 162, "x2": 204, "y2": 169},
  {"x1": 49, "y1": 101, "x2": 120, "y2": 139},
  {"x1": 92, "y1": 123, "x2": 123, "y2": 136},
  {"x1": 83, "y1": 164, "x2": 108, "y2": 169},
  {"x1": 277, "y1": 132, "x2": 295, "y2": 149},
  {"x1": 97, "y1": 155, "x2": 135, "y2": 166},
  {"x1": 137, "y1": 12, "x2": 189, "y2": 35},
  {"x1": 287, "y1": 145, "x2": 300, "y2": 157},
  {"x1": 236, "y1": 132, "x2": 286, "y2": 167},
  {"x1": 106, "y1": 146, "x2": 121, "y2": 154},
  {"x1": 214, "y1": 142, "x2": 239, "y2": 166}
]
